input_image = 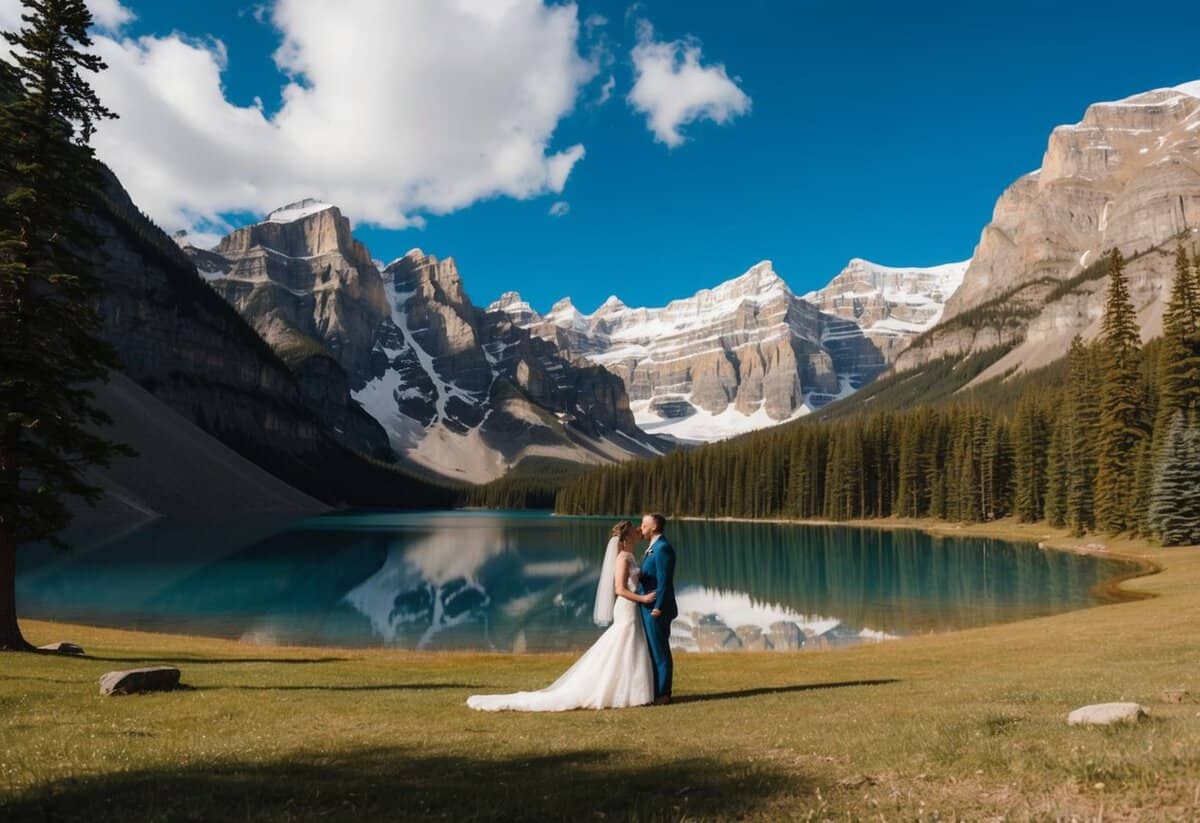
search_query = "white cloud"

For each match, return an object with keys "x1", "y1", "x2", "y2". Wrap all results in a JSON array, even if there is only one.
[
  {"x1": 0, "y1": 0, "x2": 134, "y2": 33},
  {"x1": 0, "y1": 2, "x2": 18, "y2": 29},
  {"x1": 595, "y1": 74, "x2": 615, "y2": 106},
  {"x1": 88, "y1": 0, "x2": 134, "y2": 31},
  {"x1": 627, "y1": 20, "x2": 750, "y2": 148},
  {"x1": 548, "y1": 200, "x2": 570, "y2": 217},
  {"x1": 3, "y1": 0, "x2": 597, "y2": 234}
]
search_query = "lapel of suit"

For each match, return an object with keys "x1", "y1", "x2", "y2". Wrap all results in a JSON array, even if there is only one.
[{"x1": 645, "y1": 535, "x2": 664, "y2": 569}]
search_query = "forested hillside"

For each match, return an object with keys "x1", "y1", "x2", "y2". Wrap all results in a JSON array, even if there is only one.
[{"x1": 558, "y1": 249, "x2": 1200, "y2": 546}]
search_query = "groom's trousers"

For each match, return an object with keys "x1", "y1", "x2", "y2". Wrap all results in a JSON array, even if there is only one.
[{"x1": 642, "y1": 610, "x2": 673, "y2": 696}]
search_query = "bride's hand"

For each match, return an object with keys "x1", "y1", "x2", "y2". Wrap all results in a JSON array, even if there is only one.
[{"x1": 641, "y1": 591, "x2": 657, "y2": 604}]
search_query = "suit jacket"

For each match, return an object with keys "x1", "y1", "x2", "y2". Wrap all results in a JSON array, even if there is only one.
[{"x1": 638, "y1": 535, "x2": 678, "y2": 620}]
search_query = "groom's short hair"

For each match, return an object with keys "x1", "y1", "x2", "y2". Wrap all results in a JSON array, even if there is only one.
[{"x1": 648, "y1": 513, "x2": 666, "y2": 535}]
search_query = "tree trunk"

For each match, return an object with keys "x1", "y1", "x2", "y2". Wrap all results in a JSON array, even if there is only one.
[{"x1": 0, "y1": 528, "x2": 31, "y2": 652}]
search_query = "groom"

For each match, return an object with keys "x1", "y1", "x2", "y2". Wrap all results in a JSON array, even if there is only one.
[{"x1": 638, "y1": 513, "x2": 677, "y2": 705}]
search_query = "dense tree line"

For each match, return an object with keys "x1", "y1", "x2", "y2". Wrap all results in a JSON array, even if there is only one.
[{"x1": 559, "y1": 248, "x2": 1200, "y2": 546}]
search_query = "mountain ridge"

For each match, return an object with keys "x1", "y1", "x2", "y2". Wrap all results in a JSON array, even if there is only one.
[
  {"x1": 186, "y1": 214, "x2": 670, "y2": 482},
  {"x1": 898, "y1": 79, "x2": 1200, "y2": 379},
  {"x1": 490, "y1": 256, "x2": 965, "y2": 442}
]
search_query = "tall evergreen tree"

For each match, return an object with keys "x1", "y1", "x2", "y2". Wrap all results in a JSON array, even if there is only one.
[
  {"x1": 1013, "y1": 397, "x2": 1048, "y2": 522},
  {"x1": 1148, "y1": 412, "x2": 1200, "y2": 545},
  {"x1": 1095, "y1": 248, "x2": 1147, "y2": 532},
  {"x1": 1043, "y1": 414, "x2": 1068, "y2": 528},
  {"x1": 0, "y1": 0, "x2": 130, "y2": 650},
  {"x1": 1154, "y1": 245, "x2": 1200, "y2": 439},
  {"x1": 1065, "y1": 337, "x2": 1098, "y2": 536}
]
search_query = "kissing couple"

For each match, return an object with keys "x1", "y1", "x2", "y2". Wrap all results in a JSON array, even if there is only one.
[{"x1": 467, "y1": 513, "x2": 678, "y2": 711}]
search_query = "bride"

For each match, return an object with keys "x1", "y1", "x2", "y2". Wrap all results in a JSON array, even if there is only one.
[{"x1": 466, "y1": 521, "x2": 657, "y2": 711}]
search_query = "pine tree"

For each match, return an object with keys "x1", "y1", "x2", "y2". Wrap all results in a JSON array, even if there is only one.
[
  {"x1": 1148, "y1": 412, "x2": 1200, "y2": 545},
  {"x1": 1154, "y1": 245, "x2": 1200, "y2": 441},
  {"x1": 0, "y1": 1, "x2": 133, "y2": 651},
  {"x1": 1130, "y1": 436, "x2": 1154, "y2": 536},
  {"x1": 1044, "y1": 414, "x2": 1068, "y2": 528},
  {"x1": 897, "y1": 415, "x2": 921, "y2": 518},
  {"x1": 1013, "y1": 397, "x2": 1048, "y2": 522},
  {"x1": 1065, "y1": 337, "x2": 1098, "y2": 536},
  {"x1": 1095, "y1": 248, "x2": 1147, "y2": 533}
]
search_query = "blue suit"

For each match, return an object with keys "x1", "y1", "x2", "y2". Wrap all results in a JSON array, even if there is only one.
[{"x1": 638, "y1": 535, "x2": 677, "y2": 697}]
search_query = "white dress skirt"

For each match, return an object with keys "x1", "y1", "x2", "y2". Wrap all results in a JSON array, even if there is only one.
[{"x1": 466, "y1": 551, "x2": 654, "y2": 711}]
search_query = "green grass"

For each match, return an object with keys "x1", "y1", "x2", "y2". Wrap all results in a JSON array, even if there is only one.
[{"x1": 2, "y1": 521, "x2": 1199, "y2": 821}]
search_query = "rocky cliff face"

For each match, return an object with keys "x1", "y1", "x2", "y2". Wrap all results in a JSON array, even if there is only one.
[
  {"x1": 201, "y1": 200, "x2": 389, "y2": 374},
  {"x1": 801, "y1": 258, "x2": 969, "y2": 362},
  {"x1": 189, "y1": 205, "x2": 667, "y2": 481},
  {"x1": 183, "y1": 200, "x2": 393, "y2": 457},
  {"x1": 92, "y1": 183, "x2": 327, "y2": 456},
  {"x1": 897, "y1": 80, "x2": 1200, "y2": 379},
  {"x1": 351, "y1": 250, "x2": 668, "y2": 481},
  {"x1": 85, "y1": 172, "x2": 450, "y2": 509},
  {"x1": 490, "y1": 261, "x2": 896, "y2": 443}
]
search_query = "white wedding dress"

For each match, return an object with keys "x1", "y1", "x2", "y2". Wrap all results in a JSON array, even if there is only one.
[{"x1": 466, "y1": 541, "x2": 654, "y2": 712}]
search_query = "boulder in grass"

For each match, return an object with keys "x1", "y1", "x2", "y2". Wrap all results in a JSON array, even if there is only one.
[
  {"x1": 1067, "y1": 702, "x2": 1148, "y2": 726},
  {"x1": 767, "y1": 621, "x2": 805, "y2": 651},
  {"x1": 99, "y1": 667, "x2": 181, "y2": 696},
  {"x1": 734, "y1": 625, "x2": 772, "y2": 651},
  {"x1": 38, "y1": 642, "x2": 84, "y2": 655},
  {"x1": 694, "y1": 623, "x2": 742, "y2": 652}
]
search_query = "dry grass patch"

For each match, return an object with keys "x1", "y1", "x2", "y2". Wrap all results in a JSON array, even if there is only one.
[{"x1": 2, "y1": 521, "x2": 1199, "y2": 821}]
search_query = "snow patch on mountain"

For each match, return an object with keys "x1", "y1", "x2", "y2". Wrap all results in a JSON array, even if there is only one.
[
  {"x1": 266, "y1": 198, "x2": 335, "y2": 224},
  {"x1": 490, "y1": 260, "x2": 901, "y2": 444},
  {"x1": 801, "y1": 257, "x2": 969, "y2": 342}
]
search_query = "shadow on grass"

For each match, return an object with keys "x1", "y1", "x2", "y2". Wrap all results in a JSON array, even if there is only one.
[
  {"x1": 206, "y1": 683, "x2": 490, "y2": 692},
  {"x1": 0, "y1": 746, "x2": 805, "y2": 822},
  {"x1": 71, "y1": 655, "x2": 348, "y2": 665},
  {"x1": 672, "y1": 678, "x2": 900, "y2": 705}
]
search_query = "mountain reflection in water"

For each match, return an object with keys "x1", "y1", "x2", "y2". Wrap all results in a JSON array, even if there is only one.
[{"x1": 16, "y1": 511, "x2": 1130, "y2": 652}]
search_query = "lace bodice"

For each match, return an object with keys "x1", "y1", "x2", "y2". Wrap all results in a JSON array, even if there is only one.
[{"x1": 620, "y1": 551, "x2": 641, "y2": 591}]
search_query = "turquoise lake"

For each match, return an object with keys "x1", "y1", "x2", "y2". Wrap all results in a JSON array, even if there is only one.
[{"x1": 16, "y1": 511, "x2": 1132, "y2": 653}]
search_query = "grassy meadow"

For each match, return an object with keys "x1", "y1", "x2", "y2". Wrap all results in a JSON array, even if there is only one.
[{"x1": 2, "y1": 518, "x2": 1198, "y2": 821}]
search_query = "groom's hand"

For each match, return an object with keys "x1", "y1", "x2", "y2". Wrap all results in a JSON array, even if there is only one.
[{"x1": 651, "y1": 609, "x2": 661, "y2": 618}]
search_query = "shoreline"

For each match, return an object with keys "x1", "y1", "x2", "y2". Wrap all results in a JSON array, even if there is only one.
[
  {"x1": 19, "y1": 513, "x2": 1170, "y2": 656},
  {"x1": 12, "y1": 518, "x2": 1200, "y2": 820},
  {"x1": 669, "y1": 513, "x2": 1165, "y2": 603}
]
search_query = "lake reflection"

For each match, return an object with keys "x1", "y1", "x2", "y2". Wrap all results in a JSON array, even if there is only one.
[{"x1": 16, "y1": 511, "x2": 1131, "y2": 652}]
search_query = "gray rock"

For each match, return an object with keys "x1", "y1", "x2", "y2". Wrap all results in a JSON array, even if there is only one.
[
  {"x1": 734, "y1": 625, "x2": 772, "y2": 651},
  {"x1": 38, "y1": 642, "x2": 84, "y2": 655},
  {"x1": 767, "y1": 621, "x2": 805, "y2": 651},
  {"x1": 1067, "y1": 702, "x2": 1149, "y2": 726},
  {"x1": 100, "y1": 667, "x2": 181, "y2": 696},
  {"x1": 693, "y1": 621, "x2": 742, "y2": 652}
]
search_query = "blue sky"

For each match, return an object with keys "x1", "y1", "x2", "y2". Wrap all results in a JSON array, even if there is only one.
[{"x1": 53, "y1": 1, "x2": 1200, "y2": 311}]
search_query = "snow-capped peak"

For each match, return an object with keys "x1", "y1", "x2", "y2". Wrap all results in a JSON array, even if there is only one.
[
  {"x1": 596, "y1": 295, "x2": 626, "y2": 313},
  {"x1": 727, "y1": 259, "x2": 783, "y2": 290},
  {"x1": 266, "y1": 198, "x2": 335, "y2": 224},
  {"x1": 488, "y1": 291, "x2": 535, "y2": 314},
  {"x1": 1175, "y1": 79, "x2": 1200, "y2": 98}
]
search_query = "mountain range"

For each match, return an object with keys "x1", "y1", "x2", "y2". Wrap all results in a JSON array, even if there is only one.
[
  {"x1": 184, "y1": 204, "x2": 669, "y2": 482},
  {"x1": 89, "y1": 77, "x2": 1200, "y2": 493},
  {"x1": 185, "y1": 198, "x2": 968, "y2": 458},
  {"x1": 896, "y1": 80, "x2": 1200, "y2": 382},
  {"x1": 489, "y1": 257, "x2": 964, "y2": 442}
]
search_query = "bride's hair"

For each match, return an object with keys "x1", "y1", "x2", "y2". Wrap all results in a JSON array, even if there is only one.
[{"x1": 610, "y1": 520, "x2": 634, "y2": 542}]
